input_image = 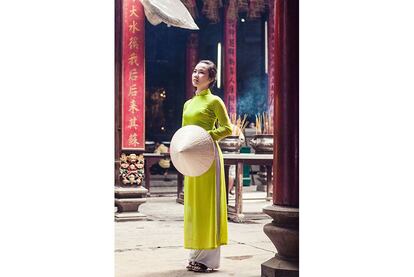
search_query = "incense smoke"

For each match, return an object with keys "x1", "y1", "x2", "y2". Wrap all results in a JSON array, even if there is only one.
[{"x1": 237, "y1": 76, "x2": 267, "y2": 122}]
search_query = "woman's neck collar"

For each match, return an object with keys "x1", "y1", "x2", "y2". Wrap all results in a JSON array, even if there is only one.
[{"x1": 194, "y1": 88, "x2": 211, "y2": 96}]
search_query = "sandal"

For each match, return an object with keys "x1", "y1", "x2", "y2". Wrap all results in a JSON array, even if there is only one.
[
  {"x1": 192, "y1": 262, "x2": 213, "y2": 273},
  {"x1": 186, "y1": 261, "x2": 195, "y2": 271}
]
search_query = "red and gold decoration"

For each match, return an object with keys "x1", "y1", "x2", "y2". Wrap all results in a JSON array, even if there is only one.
[
  {"x1": 116, "y1": 154, "x2": 147, "y2": 221},
  {"x1": 181, "y1": 0, "x2": 199, "y2": 19},
  {"x1": 122, "y1": 0, "x2": 145, "y2": 150},
  {"x1": 248, "y1": 0, "x2": 266, "y2": 19},
  {"x1": 224, "y1": 1, "x2": 237, "y2": 115},
  {"x1": 186, "y1": 33, "x2": 199, "y2": 100},
  {"x1": 237, "y1": 0, "x2": 249, "y2": 13},
  {"x1": 119, "y1": 153, "x2": 145, "y2": 186},
  {"x1": 226, "y1": 0, "x2": 238, "y2": 21},
  {"x1": 201, "y1": 0, "x2": 223, "y2": 23},
  {"x1": 181, "y1": 0, "x2": 269, "y2": 24}
]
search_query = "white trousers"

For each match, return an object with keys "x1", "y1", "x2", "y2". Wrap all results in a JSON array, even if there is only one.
[{"x1": 188, "y1": 247, "x2": 221, "y2": 269}]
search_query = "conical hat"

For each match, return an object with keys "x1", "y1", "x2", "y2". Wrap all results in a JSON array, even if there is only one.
[{"x1": 170, "y1": 125, "x2": 215, "y2": 177}]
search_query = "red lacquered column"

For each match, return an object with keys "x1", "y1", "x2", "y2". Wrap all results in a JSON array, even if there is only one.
[
  {"x1": 273, "y1": 0, "x2": 299, "y2": 207},
  {"x1": 262, "y1": 0, "x2": 299, "y2": 276},
  {"x1": 267, "y1": 0, "x2": 276, "y2": 119},
  {"x1": 115, "y1": 0, "x2": 148, "y2": 222},
  {"x1": 186, "y1": 33, "x2": 199, "y2": 100}
]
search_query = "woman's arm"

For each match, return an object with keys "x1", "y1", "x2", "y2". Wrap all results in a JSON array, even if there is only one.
[
  {"x1": 208, "y1": 97, "x2": 232, "y2": 141},
  {"x1": 181, "y1": 100, "x2": 189, "y2": 127}
]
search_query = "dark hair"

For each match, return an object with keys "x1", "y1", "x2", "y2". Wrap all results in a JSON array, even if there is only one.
[{"x1": 198, "y1": 60, "x2": 217, "y2": 88}]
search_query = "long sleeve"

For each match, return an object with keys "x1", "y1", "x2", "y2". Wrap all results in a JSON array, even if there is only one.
[
  {"x1": 208, "y1": 97, "x2": 232, "y2": 141},
  {"x1": 181, "y1": 100, "x2": 189, "y2": 127}
]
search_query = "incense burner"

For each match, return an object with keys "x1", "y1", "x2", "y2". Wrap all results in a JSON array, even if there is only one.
[
  {"x1": 249, "y1": 134, "x2": 273, "y2": 154},
  {"x1": 218, "y1": 136, "x2": 243, "y2": 153}
]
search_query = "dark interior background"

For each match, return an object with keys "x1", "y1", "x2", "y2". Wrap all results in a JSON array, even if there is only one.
[{"x1": 145, "y1": 12, "x2": 268, "y2": 143}]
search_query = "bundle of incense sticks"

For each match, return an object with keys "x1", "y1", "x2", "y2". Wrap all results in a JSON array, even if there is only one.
[
  {"x1": 255, "y1": 112, "x2": 273, "y2": 135},
  {"x1": 230, "y1": 113, "x2": 249, "y2": 136}
]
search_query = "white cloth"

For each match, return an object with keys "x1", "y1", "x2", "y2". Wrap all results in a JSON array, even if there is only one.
[
  {"x1": 139, "y1": 0, "x2": 199, "y2": 30},
  {"x1": 188, "y1": 247, "x2": 221, "y2": 269}
]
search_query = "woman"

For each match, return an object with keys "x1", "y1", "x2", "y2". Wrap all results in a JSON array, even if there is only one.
[{"x1": 182, "y1": 60, "x2": 232, "y2": 272}]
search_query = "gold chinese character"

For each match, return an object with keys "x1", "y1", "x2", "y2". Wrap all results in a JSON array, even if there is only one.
[
  {"x1": 130, "y1": 5, "x2": 138, "y2": 17},
  {"x1": 128, "y1": 52, "x2": 139, "y2": 66},
  {"x1": 129, "y1": 20, "x2": 140, "y2": 33},
  {"x1": 129, "y1": 68, "x2": 138, "y2": 81},
  {"x1": 129, "y1": 84, "x2": 137, "y2": 97},
  {"x1": 128, "y1": 133, "x2": 139, "y2": 146},
  {"x1": 128, "y1": 37, "x2": 139, "y2": 50},
  {"x1": 128, "y1": 116, "x2": 138, "y2": 129},
  {"x1": 129, "y1": 100, "x2": 139, "y2": 114}
]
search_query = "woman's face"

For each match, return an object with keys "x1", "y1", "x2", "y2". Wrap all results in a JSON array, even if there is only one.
[{"x1": 192, "y1": 63, "x2": 212, "y2": 89}]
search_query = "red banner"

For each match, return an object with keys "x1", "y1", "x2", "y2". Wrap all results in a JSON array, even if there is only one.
[
  {"x1": 224, "y1": 9, "x2": 237, "y2": 115},
  {"x1": 122, "y1": 0, "x2": 145, "y2": 150},
  {"x1": 186, "y1": 33, "x2": 199, "y2": 100},
  {"x1": 267, "y1": 0, "x2": 275, "y2": 118}
]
